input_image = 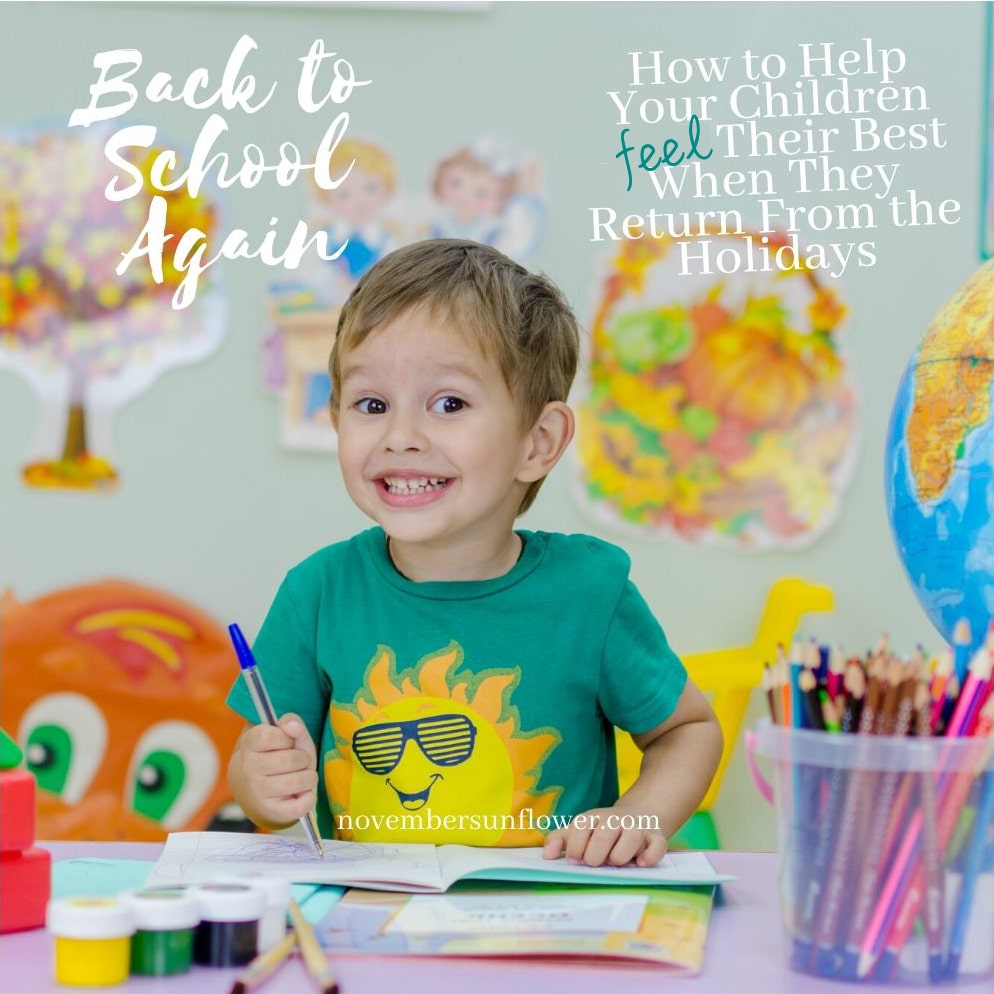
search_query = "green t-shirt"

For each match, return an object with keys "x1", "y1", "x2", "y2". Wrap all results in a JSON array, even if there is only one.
[{"x1": 227, "y1": 527, "x2": 687, "y2": 846}]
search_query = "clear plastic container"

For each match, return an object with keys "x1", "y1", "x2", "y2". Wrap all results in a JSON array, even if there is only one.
[{"x1": 747, "y1": 721, "x2": 994, "y2": 985}]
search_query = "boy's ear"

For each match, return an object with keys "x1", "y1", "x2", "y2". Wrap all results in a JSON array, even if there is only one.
[{"x1": 517, "y1": 401, "x2": 575, "y2": 483}]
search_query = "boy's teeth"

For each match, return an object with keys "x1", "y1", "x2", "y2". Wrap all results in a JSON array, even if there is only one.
[{"x1": 384, "y1": 476, "x2": 447, "y2": 494}]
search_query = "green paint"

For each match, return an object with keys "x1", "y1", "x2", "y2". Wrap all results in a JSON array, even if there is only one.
[{"x1": 130, "y1": 927, "x2": 194, "y2": 976}]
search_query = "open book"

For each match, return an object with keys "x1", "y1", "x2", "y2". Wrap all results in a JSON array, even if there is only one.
[{"x1": 148, "y1": 831, "x2": 732, "y2": 893}]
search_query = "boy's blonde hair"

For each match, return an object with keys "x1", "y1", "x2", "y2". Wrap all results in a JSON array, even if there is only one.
[{"x1": 329, "y1": 239, "x2": 580, "y2": 513}]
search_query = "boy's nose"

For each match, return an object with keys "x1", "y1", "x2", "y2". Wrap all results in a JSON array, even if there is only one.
[{"x1": 382, "y1": 412, "x2": 428, "y2": 453}]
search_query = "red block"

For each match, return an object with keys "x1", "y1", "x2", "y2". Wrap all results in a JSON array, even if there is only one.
[
  {"x1": 0, "y1": 846, "x2": 51, "y2": 932},
  {"x1": 0, "y1": 769, "x2": 35, "y2": 852}
]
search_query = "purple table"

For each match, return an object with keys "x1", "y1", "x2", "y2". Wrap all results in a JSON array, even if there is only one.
[{"x1": 3, "y1": 844, "x2": 991, "y2": 994}]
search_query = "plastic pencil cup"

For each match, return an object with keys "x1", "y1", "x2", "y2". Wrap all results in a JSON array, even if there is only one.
[{"x1": 746, "y1": 720, "x2": 994, "y2": 985}]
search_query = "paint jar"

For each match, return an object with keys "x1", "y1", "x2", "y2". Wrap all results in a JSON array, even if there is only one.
[
  {"x1": 211, "y1": 873, "x2": 290, "y2": 952},
  {"x1": 123, "y1": 888, "x2": 201, "y2": 976},
  {"x1": 191, "y1": 881, "x2": 265, "y2": 967},
  {"x1": 46, "y1": 897, "x2": 135, "y2": 987}
]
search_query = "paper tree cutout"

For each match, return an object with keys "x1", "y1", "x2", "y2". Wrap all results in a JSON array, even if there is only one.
[{"x1": 0, "y1": 126, "x2": 227, "y2": 490}]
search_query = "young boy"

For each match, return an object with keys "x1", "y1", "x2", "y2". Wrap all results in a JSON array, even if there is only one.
[{"x1": 227, "y1": 239, "x2": 721, "y2": 868}]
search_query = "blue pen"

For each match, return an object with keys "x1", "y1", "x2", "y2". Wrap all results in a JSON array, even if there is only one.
[{"x1": 229, "y1": 623, "x2": 325, "y2": 859}]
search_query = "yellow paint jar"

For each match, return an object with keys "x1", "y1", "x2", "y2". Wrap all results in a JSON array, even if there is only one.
[{"x1": 46, "y1": 897, "x2": 135, "y2": 987}]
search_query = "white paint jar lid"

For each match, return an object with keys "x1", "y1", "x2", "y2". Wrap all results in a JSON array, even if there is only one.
[
  {"x1": 123, "y1": 888, "x2": 202, "y2": 930},
  {"x1": 210, "y1": 872, "x2": 290, "y2": 909},
  {"x1": 192, "y1": 882, "x2": 266, "y2": 922},
  {"x1": 47, "y1": 897, "x2": 135, "y2": 939}
]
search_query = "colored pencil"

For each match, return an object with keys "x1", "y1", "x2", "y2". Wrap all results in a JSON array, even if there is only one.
[
  {"x1": 826, "y1": 645, "x2": 846, "y2": 702},
  {"x1": 840, "y1": 661, "x2": 865, "y2": 732},
  {"x1": 810, "y1": 669, "x2": 883, "y2": 976},
  {"x1": 790, "y1": 664, "x2": 859, "y2": 969},
  {"x1": 762, "y1": 662, "x2": 780, "y2": 725},
  {"x1": 929, "y1": 648, "x2": 954, "y2": 731},
  {"x1": 840, "y1": 668, "x2": 917, "y2": 978},
  {"x1": 777, "y1": 645, "x2": 792, "y2": 728},
  {"x1": 799, "y1": 668, "x2": 826, "y2": 732},
  {"x1": 944, "y1": 694, "x2": 994, "y2": 979},
  {"x1": 914, "y1": 681, "x2": 945, "y2": 983}
]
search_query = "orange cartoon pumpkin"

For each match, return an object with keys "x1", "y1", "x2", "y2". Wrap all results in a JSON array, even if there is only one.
[{"x1": 0, "y1": 580, "x2": 247, "y2": 841}]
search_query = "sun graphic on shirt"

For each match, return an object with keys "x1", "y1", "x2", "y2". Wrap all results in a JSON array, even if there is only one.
[{"x1": 325, "y1": 641, "x2": 561, "y2": 845}]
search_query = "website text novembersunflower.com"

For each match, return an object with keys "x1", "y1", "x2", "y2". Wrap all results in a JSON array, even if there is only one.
[{"x1": 335, "y1": 809, "x2": 660, "y2": 834}]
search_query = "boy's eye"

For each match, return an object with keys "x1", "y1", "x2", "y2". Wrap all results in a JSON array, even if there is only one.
[
  {"x1": 356, "y1": 397, "x2": 387, "y2": 415},
  {"x1": 430, "y1": 396, "x2": 466, "y2": 414}
]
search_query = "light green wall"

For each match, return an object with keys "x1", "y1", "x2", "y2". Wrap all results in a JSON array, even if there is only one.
[{"x1": 1, "y1": 1, "x2": 989, "y2": 849}]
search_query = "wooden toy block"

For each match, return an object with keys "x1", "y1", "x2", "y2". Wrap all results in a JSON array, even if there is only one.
[
  {"x1": 0, "y1": 769, "x2": 36, "y2": 853},
  {"x1": 0, "y1": 846, "x2": 51, "y2": 932}
]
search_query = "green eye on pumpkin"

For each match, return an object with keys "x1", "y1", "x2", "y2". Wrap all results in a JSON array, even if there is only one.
[
  {"x1": 18, "y1": 693, "x2": 107, "y2": 804},
  {"x1": 126, "y1": 722, "x2": 219, "y2": 829},
  {"x1": 131, "y1": 748, "x2": 187, "y2": 822}
]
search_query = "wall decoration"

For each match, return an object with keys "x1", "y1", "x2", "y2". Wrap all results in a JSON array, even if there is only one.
[
  {"x1": 0, "y1": 126, "x2": 227, "y2": 490},
  {"x1": 575, "y1": 232, "x2": 858, "y2": 549},
  {"x1": 0, "y1": 579, "x2": 247, "y2": 841},
  {"x1": 427, "y1": 137, "x2": 546, "y2": 260},
  {"x1": 263, "y1": 136, "x2": 403, "y2": 452}
]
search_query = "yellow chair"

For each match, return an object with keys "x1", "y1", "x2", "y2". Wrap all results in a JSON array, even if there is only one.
[{"x1": 615, "y1": 577, "x2": 834, "y2": 848}]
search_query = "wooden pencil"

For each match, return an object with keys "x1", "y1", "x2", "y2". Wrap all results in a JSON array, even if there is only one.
[
  {"x1": 288, "y1": 897, "x2": 339, "y2": 994},
  {"x1": 762, "y1": 662, "x2": 780, "y2": 724},
  {"x1": 229, "y1": 933, "x2": 298, "y2": 994}
]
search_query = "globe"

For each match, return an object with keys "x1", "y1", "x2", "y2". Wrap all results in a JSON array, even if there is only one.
[{"x1": 885, "y1": 257, "x2": 994, "y2": 656}]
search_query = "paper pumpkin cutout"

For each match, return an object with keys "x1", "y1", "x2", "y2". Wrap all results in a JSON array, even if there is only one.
[
  {"x1": 576, "y1": 232, "x2": 858, "y2": 548},
  {"x1": 0, "y1": 580, "x2": 245, "y2": 841}
]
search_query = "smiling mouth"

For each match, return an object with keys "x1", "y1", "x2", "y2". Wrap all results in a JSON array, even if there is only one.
[
  {"x1": 381, "y1": 476, "x2": 450, "y2": 495},
  {"x1": 386, "y1": 774, "x2": 443, "y2": 810}
]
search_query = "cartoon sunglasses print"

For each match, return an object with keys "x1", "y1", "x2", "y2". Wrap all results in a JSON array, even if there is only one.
[{"x1": 352, "y1": 713, "x2": 478, "y2": 775}]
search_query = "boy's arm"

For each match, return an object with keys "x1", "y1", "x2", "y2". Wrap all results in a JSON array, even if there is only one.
[
  {"x1": 619, "y1": 680, "x2": 723, "y2": 838},
  {"x1": 543, "y1": 682, "x2": 722, "y2": 867}
]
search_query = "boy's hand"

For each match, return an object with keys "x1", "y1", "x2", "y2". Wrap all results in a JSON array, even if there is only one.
[
  {"x1": 541, "y1": 805, "x2": 668, "y2": 868},
  {"x1": 228, "y1": 714, "x2": 319, "y2": 830}
]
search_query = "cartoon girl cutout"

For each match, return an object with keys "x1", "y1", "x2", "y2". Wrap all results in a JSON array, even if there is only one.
[
  {"x1": 429, "y1": 138, "x2": 546, "y2": 260},
  {"x1": 311, "y1": 138, "x2": 401, "y2": 302}
]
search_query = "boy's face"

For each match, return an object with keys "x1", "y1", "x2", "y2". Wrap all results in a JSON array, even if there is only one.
[{"x1": 334, "y1": 308, "x2": 534, "y2": 564}]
